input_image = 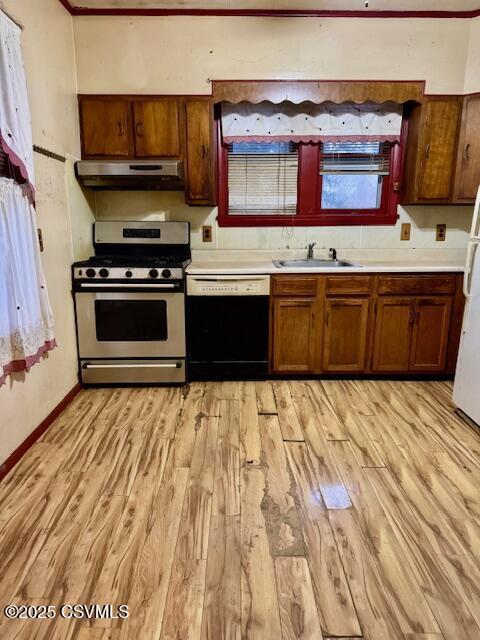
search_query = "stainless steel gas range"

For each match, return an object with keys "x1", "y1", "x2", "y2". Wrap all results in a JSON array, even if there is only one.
[{"x1": 72, "y1": 221, "x2": 190, "y2": 385}]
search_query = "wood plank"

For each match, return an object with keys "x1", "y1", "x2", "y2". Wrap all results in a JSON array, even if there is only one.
[
  {"x1": 201, "y1": 515, "x2": 241, "y2": 640},
  {"x1": 239, "y1": 381, "x2": 262, "y2": 467},
  {"x1": 176, "y1": 416, "x2": 218, "y2": 560},
  {"x1": 259, "y1": 415, "x2": 303, "y2": 556},
  {"x1": 329, "y1": 445, "x2": 440, "y2": 635},
  {"x1": 367, "y1": 468, "x2": 480, "y2": 640},
  {"x1": 202, "y1": 382, "x2": 222, "y2": 417},
  {"x1": 160, "y1": 558, "x2": 207, "y2": 640},
  {"x1": 272, "y1": 380, "x2": 305, "y2": 441},
  {"x1": 118, "y1": 467, "x2": 189, "y2": 640},
  {"x1": 285, "y1": 442, "x2": 361, "y2": 638},
  {"x1": 240, "y1": 468, "x2": 283, "y2": 640},
  {"x1": 255, "y1": 381, "x2": 277, "y2": 414},
  {"x1": 212, "y1": 401, "x2": 240, "y2": 517},
  {"x1": 292, "y1": 395, "x2": 351, "y2": 509},
  {"x1": 291, "y1": 380, "x2": 347, "y2": 441},
  {"x1": 274, "y1": 556, "x2": 323, "y2": 640},
  {"x1": 39, "y1": 389, "x2": 107, "y2": 444},
  {"x1": 148, "y1": 387, "x2": 183, "y2": 438},
  {"x1": 89, "y1": 436, "x2": 171, "y2": 621},
  {"x1": 169, "y1": 382, "x2": 205, "y2": 468},
  {"x1": 329, "y1": 509, "x2": 405, "y2": 640}
]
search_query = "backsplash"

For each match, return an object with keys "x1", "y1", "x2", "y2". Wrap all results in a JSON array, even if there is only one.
[{"x1": 91, "y1": 190, "x2": 473, "y2": 253}]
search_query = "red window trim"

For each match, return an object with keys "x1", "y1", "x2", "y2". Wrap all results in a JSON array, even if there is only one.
[{"x1": 217, "y1": 120, "x2": 403, "y2": 227}]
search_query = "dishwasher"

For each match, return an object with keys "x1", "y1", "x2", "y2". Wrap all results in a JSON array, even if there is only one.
[{"x1": 186, "y1": 274, "x2": 270, "y2": 379}]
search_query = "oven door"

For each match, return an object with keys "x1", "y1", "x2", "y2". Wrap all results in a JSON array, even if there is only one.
[{"x1": 75, "y1": 286, "x2": 185, "y2": 359}]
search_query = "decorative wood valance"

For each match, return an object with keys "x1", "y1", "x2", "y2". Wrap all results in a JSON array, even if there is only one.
[{"x1": 212, "y1": 80, "x2": 426, "y2": 105}]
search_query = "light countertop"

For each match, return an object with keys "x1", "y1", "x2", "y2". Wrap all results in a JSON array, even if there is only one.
[{"x1": 186, "y1": 251, "x2": 465, "y2": 275}]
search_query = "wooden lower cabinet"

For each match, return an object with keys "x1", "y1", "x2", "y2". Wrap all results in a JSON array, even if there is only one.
[
  {"x1": 372, "y1": 297, "x2": 414, "y2": 372},
  {"x1": 322, "y1": 297, "x2": 370, "y2": 372},
  {"x1": 272, "y1": 298, "x2": 317, "y2": 373},
  {"x1": 270, "y1": 274, "x2": 461, "y2": 376},
  {"x1": 410, "y1": 297, "x2": 453, "y2": 371}
]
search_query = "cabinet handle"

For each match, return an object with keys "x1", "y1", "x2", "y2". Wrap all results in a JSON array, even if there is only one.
[
  {"x1": 136, "y1": 122, "x2": 143, "y2": 138},
  {"x1": 117, "y1": 122, "x2": 125, "y2": 136},
  {"x1": 409, "y1": 309, "x2": 415, "y2": 326},
  {"x1": 201, "y1": 144, "x2": 207, "y2": 159},
  {"x1": 325, "y1": 311, "x2": 329, "y2": 328},
  {"x1": 465, "y1": 143, "x2": 470, "y2": 160},
  {"x1": 425, "y1": 143, "x2": 431, "y2": 159}
]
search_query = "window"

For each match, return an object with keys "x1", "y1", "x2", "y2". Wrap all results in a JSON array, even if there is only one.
[
  {"x1": 320, "y1": 141, "x2": 390, "y2": 210},
  {"x1": 227, "y1": 141, "x2": 298, "y2": 215},
  {"x1": 218, "y1": 124, "x2": 403, "y2": 227}
]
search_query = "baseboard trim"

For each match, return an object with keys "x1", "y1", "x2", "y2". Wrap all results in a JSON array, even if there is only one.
[{"x1": 0, "y1": 382, "x2": 82, "y2": 481}]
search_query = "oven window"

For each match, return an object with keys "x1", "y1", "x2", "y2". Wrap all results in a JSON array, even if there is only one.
[{"x1": 95, "y1": 300, "x2": 168, "y2": 341}]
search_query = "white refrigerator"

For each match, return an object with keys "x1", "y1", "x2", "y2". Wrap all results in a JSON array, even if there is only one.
[{"x1": 453, "y1": 185, "x2": 480, "y2": 426}]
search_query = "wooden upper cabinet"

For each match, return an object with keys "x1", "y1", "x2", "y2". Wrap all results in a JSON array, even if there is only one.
[
  {"x1": 372, "y1": 297, "x2": 414, "y2": 372},
  {"x1": 133, "y1": 99, "x2": 180, "y2": 157},
  {"x1": 80, "y1": 98, "x2": 133, "y2": 158},
  {"x1": 272, "y1": 298, "x2": 317, "y2": 373},
  {"x1": 401, "y1": 97, "x2": 462, "y2": 203},
  {"x1": 410, "y1": 297, "x2": 453, "y2": 372},
  {"x1": 322, "y1": 297, "x2": 370, "y2": 373},
  {"x1": 185, "y1": 99, "x2": 215, "y2": 205},
  {"x1": 454, "y1": 95, "x2": 480, "y2": 202}
]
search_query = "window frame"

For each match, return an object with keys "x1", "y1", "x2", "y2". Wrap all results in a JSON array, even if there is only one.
[{"x1": 217, "y1": 120, "x2": 404, "y2": 227}]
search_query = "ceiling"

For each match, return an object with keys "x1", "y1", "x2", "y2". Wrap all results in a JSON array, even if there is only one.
[{"x1": 63, "y1": 0, "x2": 480, "y2": 15}]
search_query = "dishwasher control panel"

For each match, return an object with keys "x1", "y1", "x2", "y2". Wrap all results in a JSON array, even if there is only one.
[{"x1": 187, "y1": 275, "x2": 270, "y2": 296}]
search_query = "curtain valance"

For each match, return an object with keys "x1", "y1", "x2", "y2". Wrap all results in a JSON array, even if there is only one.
[
  {"x1": 221, "y1": 101, "x2": 403, "y2": 144},
  {"x1": 0, "y1": 11, "x2": 34, "y2": 199}
]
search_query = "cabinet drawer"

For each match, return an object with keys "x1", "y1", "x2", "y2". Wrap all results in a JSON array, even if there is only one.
[
  {"x1": 378, "y1": 275, "x2": 456, "y2": 296},
  {"x1": 273, "y1": 277, "x2": 317, "y2": 297},
  {"x1": 326, "y1": 276, "x2": 373, "y2": 295}
]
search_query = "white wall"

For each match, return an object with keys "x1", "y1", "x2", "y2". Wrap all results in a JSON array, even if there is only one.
[
  {"x1": 0, "y1": 0, "x2": 84, "y2": 464},
  {"x1": 74, "y1": 16, "x2": 471, "y2": 95},
  {"x1": 464, "y1": 16, "x2": 480, "y2": 93}
]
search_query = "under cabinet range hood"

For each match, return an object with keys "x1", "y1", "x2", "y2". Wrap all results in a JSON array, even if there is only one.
[{"x1": 75, "y1": 160, "x2": 184, "y2": 190}]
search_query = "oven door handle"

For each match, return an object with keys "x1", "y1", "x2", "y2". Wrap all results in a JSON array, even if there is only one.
[
  {"x1": 82, "y1": 363, "x2": 181, "y2": 369},
  {"x1": 78, "y1": 282, "x2": 178, "y2": 290}
]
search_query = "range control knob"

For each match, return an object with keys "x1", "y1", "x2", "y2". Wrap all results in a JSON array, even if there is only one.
[
  {"x1": 99, "y1": 268, "x2": 109, "y2": 278},
  {"x1": 125, "y1": 270, "x2": 133, "y2": 278},
  {"x1": 86, "y1": 268, "x2": 96, "y2": 278},
  {"x1": 149, "y1": 269, "x2": 159, "y2": 279},
  {"x1": 162, "y1": 269, "x2": 172, "y2": 279}
]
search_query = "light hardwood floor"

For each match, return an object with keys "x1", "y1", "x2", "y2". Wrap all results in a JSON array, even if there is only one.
[{"x1": 0, "y1": 380, "x2": 479, "y2": 640}]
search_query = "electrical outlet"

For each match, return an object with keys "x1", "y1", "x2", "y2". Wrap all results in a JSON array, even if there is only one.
[
  {"x1": 436, "y1": 224, "x2": 447, "y2": 242},
  {"x1": 202, "y1": 225, "x2": 213, "y2": 243},
  {"x1": 400, "y1": 223, "x2": 411, "y2": 241}
]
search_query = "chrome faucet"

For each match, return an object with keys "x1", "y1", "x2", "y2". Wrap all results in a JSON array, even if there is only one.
[
  {"x1": 307, "y1": 242, "x2": 316, "y2": 260},
  {"x1": 329, "y1": 248, "x2": 337, "y2": 261}
]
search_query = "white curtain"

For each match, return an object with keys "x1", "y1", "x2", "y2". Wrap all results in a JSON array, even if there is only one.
[
  {"x1": 221, "y1": 101, "x2": 403, "y2": 143},
  {"x1": 0, "y1": 11, "x2": 34, "y2": 197},
  {"x1": 0, "y1": 11, "x2": 55, "y2": 386}
]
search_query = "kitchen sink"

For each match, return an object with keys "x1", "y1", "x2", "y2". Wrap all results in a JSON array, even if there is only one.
[{"x1": 273, "y1": 259, "x2": 361, "y2": 268}]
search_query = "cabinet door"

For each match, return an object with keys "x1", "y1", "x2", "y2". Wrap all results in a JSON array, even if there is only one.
[
  {"x1": 185, "y1": 100, "x2": 215, "y2": 204},
  {"x1": 133, "y1": 100, "x2": 180, "y2": 157},
  {"x1": 81, "y1": 99, "x2": 133, "y2": 157},
  {"x1": 272, "y1": 299, "x2": 316, "y2": 373},
  {"x1": 454, "y1": 95, "x2": 480, "y2": 202},
  {"x1": 372, "y1": 297, "x2": 415, "y2": 372},
  {"x1": 322, "y1": 297, "x2": 370, "y2": 372},
  {"x1": 417, "y1": 98, "x2": 461, "y2": 201},
  {"x1": 409, "y1": 297, "x2": 453, "y2": 372}
]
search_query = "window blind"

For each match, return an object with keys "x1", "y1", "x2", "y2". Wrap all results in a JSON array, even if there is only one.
[
  {"x1": 228, "y1": 142, "x2": 298, "y2": 215},
  {"x1": 320, "y1": 141, "x2": 391, "y2": 175}
]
